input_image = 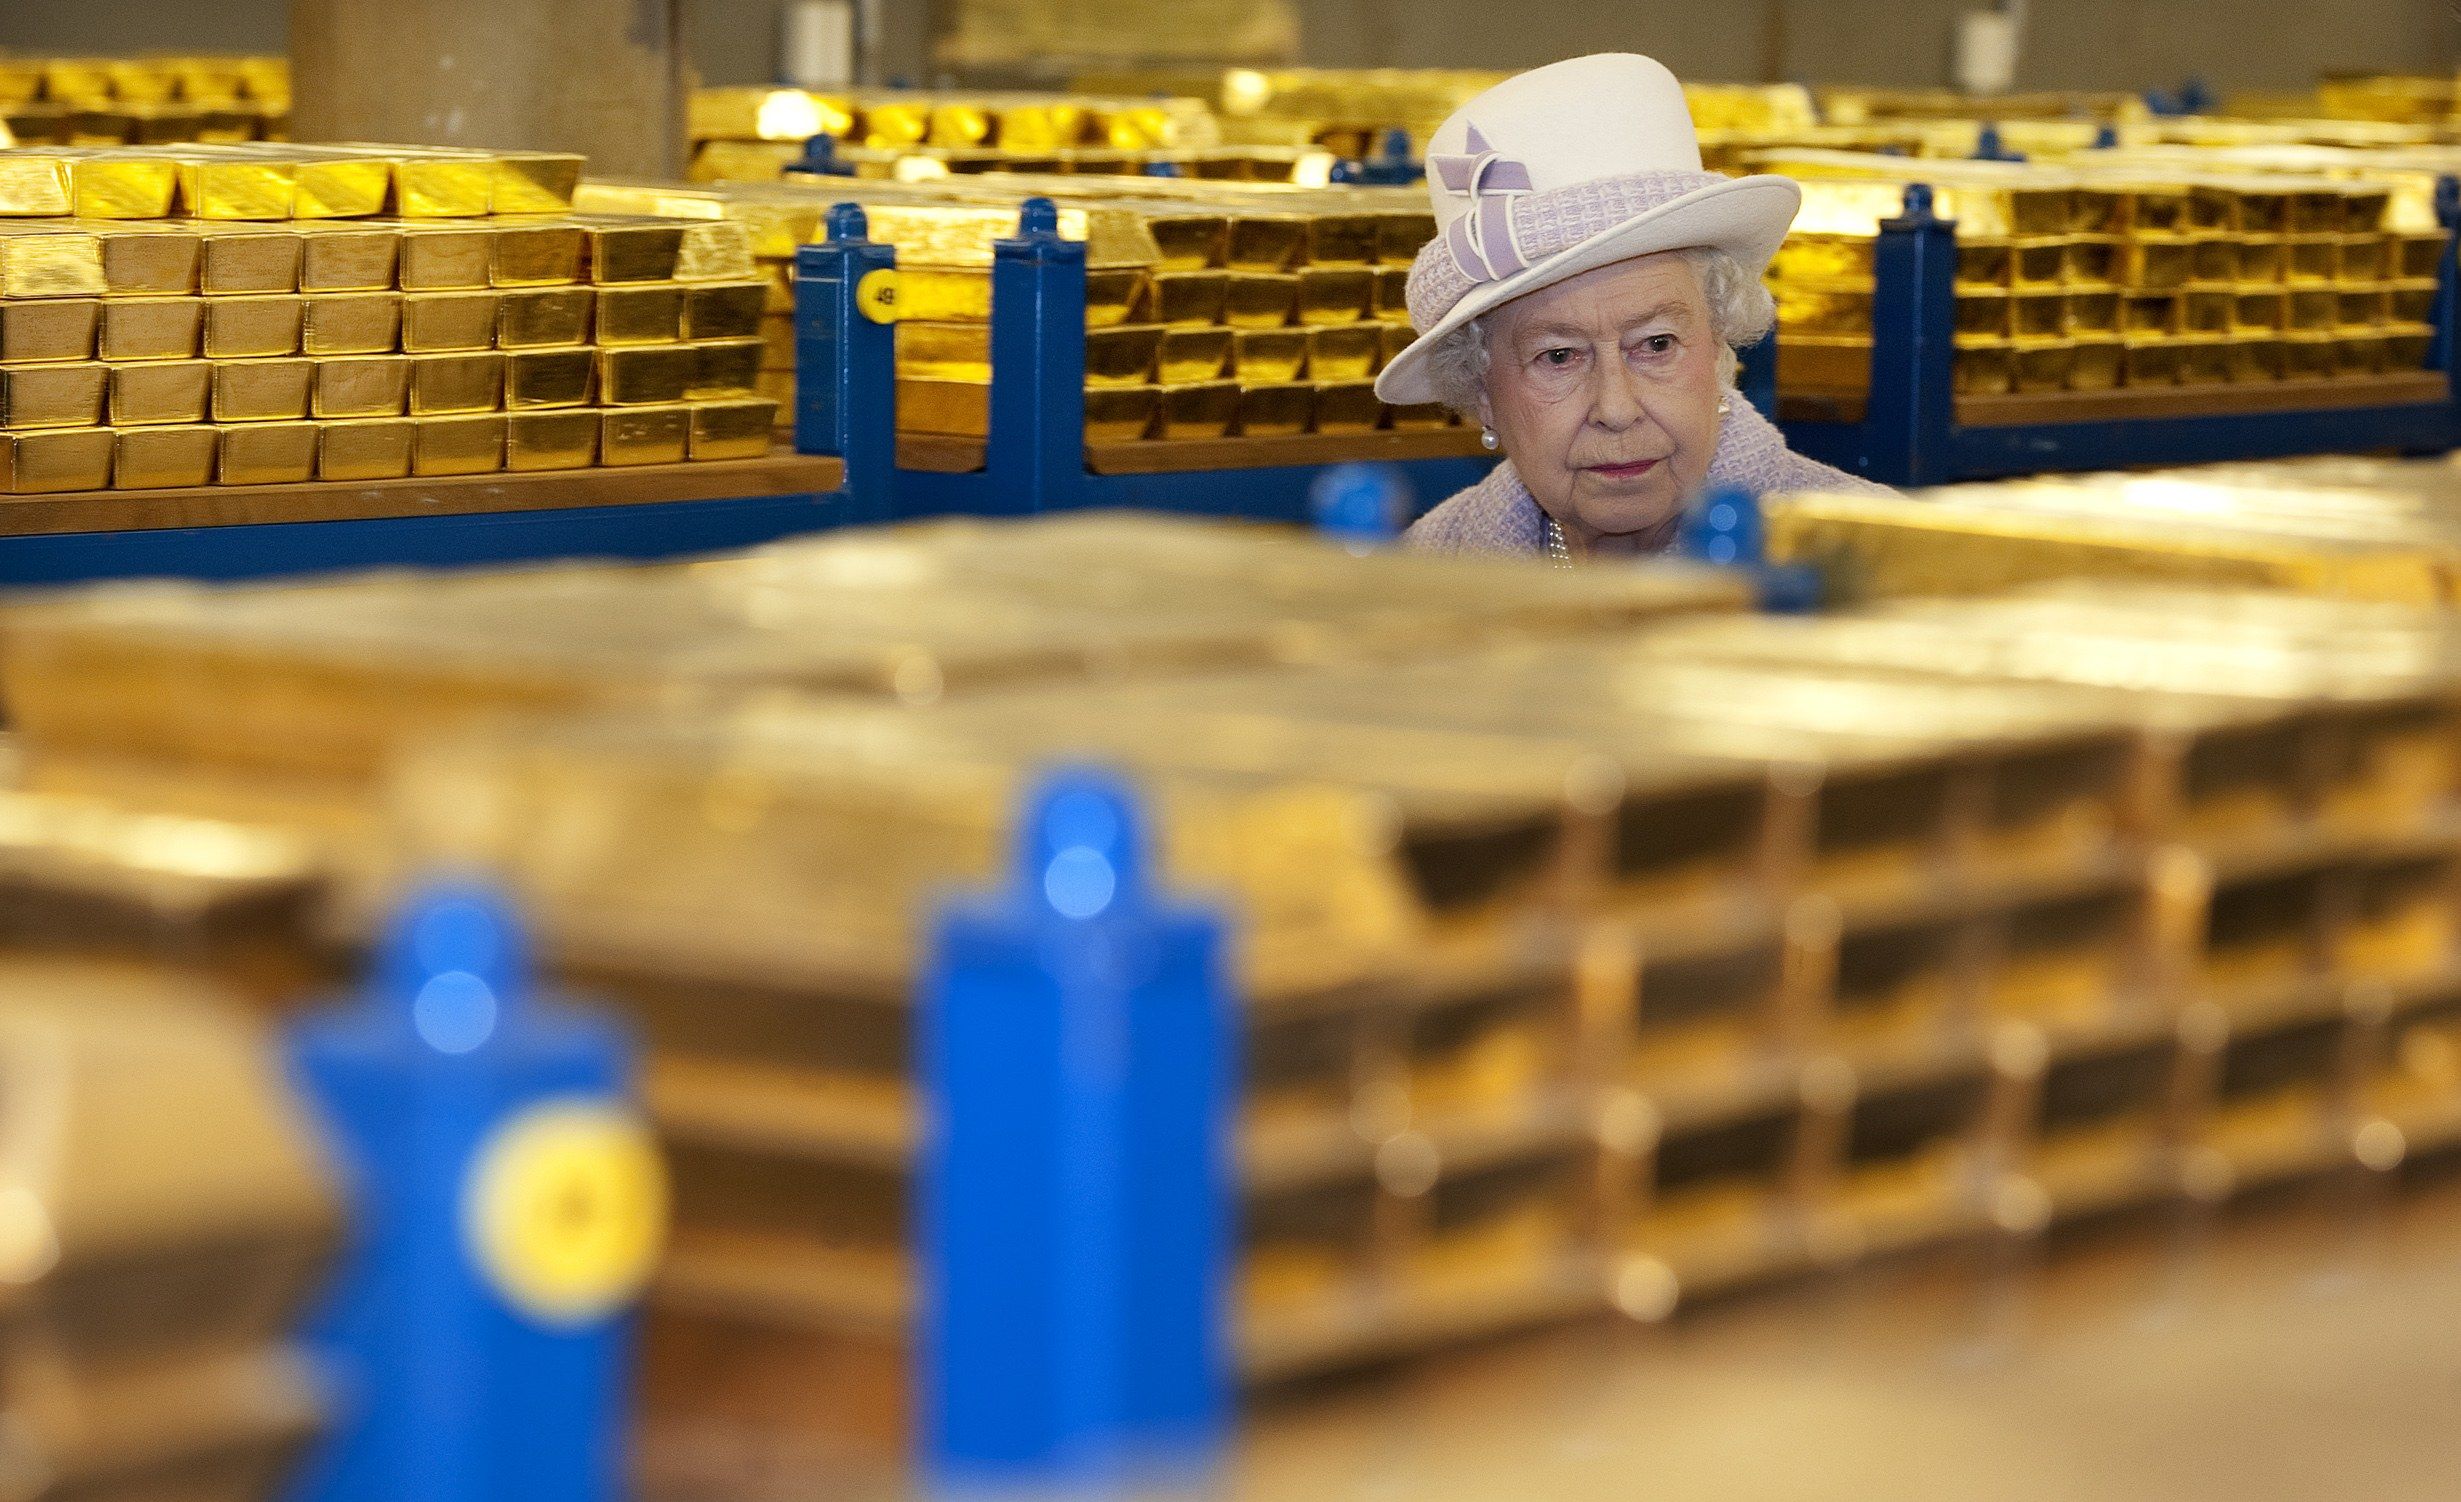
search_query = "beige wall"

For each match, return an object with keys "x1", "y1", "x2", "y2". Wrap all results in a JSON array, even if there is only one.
[{"x1": 3, "y1": 0, "x2": 2453, "y2": 97}]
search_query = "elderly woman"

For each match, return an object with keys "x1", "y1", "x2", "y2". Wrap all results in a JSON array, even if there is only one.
[{"x1": 1375, "y1": 54, "x2": 1892, "y2": 562}]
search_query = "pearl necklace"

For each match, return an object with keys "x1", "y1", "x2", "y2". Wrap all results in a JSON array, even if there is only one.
[{"x1": 1543, "y1": 516, "x2": 1574, "y2": 569}]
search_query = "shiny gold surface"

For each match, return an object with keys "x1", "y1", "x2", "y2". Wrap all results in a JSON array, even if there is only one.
[
  {"x1": 295, "y1": 225, "x2": 399, "y2": 291},
  {"x1": 2, "y1": 426, "x2": 113, "y2": 491},
  {"x1": 299, "y1": 291, "x2": 400, "y2": 356},
  {"x1": 688, "y1": 398, "x2": 777, "y2": 461},
  {"x1": 396, "y1": 224, "x2": 493, "y2": 291},
  {"x1": 316, "y1": 416, "x2": 414, "y2": 480},
  {"x1": 505, "y1": 348, "x2": 596, "y2": 409},
  {"x1": 596, "y1": 285, "x2": 685, "y2": 345},
  {"x1": 686, "y1": 339, "x2": 762, "y2": 399},
  {"x1": 96, "y1": 226, "x2": 200, "y2": 294},
  {"x1": 599, "y1": 346, "x2": 695, "y2": 406},
  {"x1": 507, "y1": 408, "x2": 598, "y2": 469},
  {"x1": 1, "y1": 362, "x2": 107, "y2": 428},
  {"x1": 217, "y1": 418, "x2": 318, "y2": 484},
  {"x1": 311, "y1": 355, "x2": 409, "y2": 419},
  {"x1": 412, "y1": 413, "x2": 507, "y2": 477},
  {"x1": 201, "y1": 293, "x2": 302, "y2": 358},
  {"x1": 490, "y1": 220, "x2": 585, "y2": 286},
  {"x1": 107, "y1": 359, "x2": 212, "y2": 425},
  {"x1": 0, "y1": 226, "x2": 107, "y2": 297},
  {"x1": 112, "y1": 422, "x2": 216, "y2": 487},
  {"x1": 498, "y1": 287, "x2": 594, "y2": 348},
  {"x1": 407, "y1": 352, "x2": 504, "y2": 414},
  {"x1": 0, "y1": 296, "x2": 101, "y2": 363},
  {"x1": 212, "y1": 358, "x2": 315, "y2": 422},
  {"x1": 194, "y1": 226, "x2": 299, "y2": 294},
  {"x1": 601, "y1": 403, "x2": 692, "y2": 464},
  {"x1": 400, "y1": 290, "x2": 501, "y2": 353}
]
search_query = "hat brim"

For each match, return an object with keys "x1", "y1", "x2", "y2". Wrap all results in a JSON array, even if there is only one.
[{"x1": 1373, "y1": 173, "x2": 1803, "y2": 407}]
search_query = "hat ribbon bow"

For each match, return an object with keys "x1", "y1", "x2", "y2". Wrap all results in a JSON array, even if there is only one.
[{"x1": 1428, "y1": 122, "x2": 1535, "y2": 282}]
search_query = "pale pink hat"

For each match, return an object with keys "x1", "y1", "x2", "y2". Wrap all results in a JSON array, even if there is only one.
[{"x1": 1375, "y1": 53, "x2": 1802, "y2": 407}]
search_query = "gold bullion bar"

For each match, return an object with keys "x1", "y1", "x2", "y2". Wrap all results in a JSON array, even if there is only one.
[
  {"x1": 113, "y1": 423, "x2": 218, "y2": 488},
  {"x1": 760, "y1": 262, "x2": 792, "y2": 314},
  {"x1": 1303, "y1": 213, "x2": 1381, "y2": 266},
  {"x1": 760, "y1": 313, "x2": 794, "y2": 371},
  {"x1": 0, "y1": 228, "x2": 106, "y2": 298},
  {"x1": 1237, "y1": 382, "x2": 1312, "y2": 437},
  {"x1": 2233, "y1": 289, "x2": 2285, "y2": 331},
  {"x1": 601, "y1": 403, "x2": 691, "y2": 465},
  {"x1": 314, "y1": 355, "x2": 410, "y2": 418},
  {"x1": 372, "y1": 148, "x2": 494, "y2": 218},
  {"x1": 1084, "y1": 384, "x2": 1157, "y2": 441},
  {"x1": 401, "y1": 291, "x2": 502, "y2": 353},
  {"x1": 2285, "y1": 236, "x2": 2337, "y2": 284},
  {"x1": 1233, "y1": 329, "x2": 1308, "y2": 382},
  {"x1": 2339, "y1": 288, "x2": 2387, "y2": 328},
  {"x1": 897, "y1": 377, "x2": 987, "y2": 436},
  {"x1": 1087, "y1": 326, "x2": 1162, "y2": 385},
  {"x1": 1312, "y1": 379, "x2": 1383, "y2": 433},
  {"x1": 1225, "y1": 214, "x2": 1305, "y2": 271},
  {"x1": 298, "y1": 225, "x2": 400, "y2": 292},
  {"x1": 491, "y1": 153, "x2": 584, "y2": 214},
  {"x1": 1379, "y1": 322, "x2": 1414, "y2": 366},
  {"x1": 1296, "y1": 267, "x2": 1374, "y2": 326},
  {"x1": 179, "y1": 153, "x2": 298, "y2": 219},
  {"x1": 598, "y1": 345, "x2": 694, "y2": 405},
  {"x1": 755, "y1": 370, "x2": 794, "y2": 408},
  {"x1": 0, "y1": 299, "x2": 99, "y2": 364},
  {"x1": 682, "y1": 281, "x2": 766, "y2": 341},
  {"x1": 596, "y1": 285, "x2": 683, "y2": 345},
  {"x1": 896, "y1": 321, "x2": 990, "y2": 378},
  {"x1": 677, "y1": 220, "x2": 758, "y2": 282},
  {"x1": 1155, "y1": 380, "x2": 1238, "y2": 439},
  {"x1": 2070, "y1": 336, "x2": 2123, "y2": 390},
  {"x1": 2282, "y1": 330, "x2": 2335, "y2": 379},
  {"x1": 1377, "y1": 211, "x2": 1436, "y2": 264},
  {"x1": 491, "y1": 220, "x2": 585, "y2": 286},
  {"x1": 1224, "y1": 272, "x2": 1299, "y2": 330},
  {"x1": 413, "y1": 413, "x2": 506, "y2": 476},
  {"x1": 2, "y1": 428, "x2": 113, "y2": 492},
  {"x1": 2287, "y1": 288, "x2": 2337, "y2": 331},
  {"x1": 1308, "y1": 325, "x2": 1382, "y2": 382},
  {"x1": 0, "y1": 154, "x2": 75, "y2": 215},
  {"x1": 2173, "y1": 333, "x2": 2228, "y2": 385},
  {"x1": 212, "y1": 358, "x2": 314, "y2": 422},
  {"x1": 2188, "y1": 235, "x2": 2235, "y2": 284},
  {"x1": 203, "y1": 294, "x2": 303, "y2": 359},
  {"x1": 2012, "y1": 336, "x2": 2073, "y2": 391},
  {"x1": 0, "y1": 363, "x2": 106, "y2": 428},
  {"x1": 2232, "y1": 333, "x2": 2287, "y2": 381},
  {"x1": 2121, "y1": 334, "x2": 2182, "y2": 386},
  {"x1": 1374, "y1": 266, "x2": 1409, "y2": 320},
  {"x1": 499, "y1": 288, "x2": 593, "y2": 348},
  {"x1": 689, "y1": 398, "x2": 775, "y2": 460},
  {"x1": 580, "y1": 219, "x2": 687, "y2": 284},
  {"x1": 1150, "y1": 271, "x2": 1227, "y2": 327},
  {"x1": 218, "y1": 419, "x2": 319, "y2": 484},
  {"x1": 1387, "y1": 399, "x2": 1450, "y2": 430},
  {"x1": 1158, "y1": 327, "x2": 1231, "y2": 383},
  {"x1": 408, "y1": 352, "x2": 504, "y2": 414},
  {"x1": 687, "y1": 339, "x2": 762, "y2": 398},
  {"x1": 398, "y1": 225, "x2": 494, "y2": 292},
  {"x1": 195, "y1": 226, "x2": 301, "y2": 294},
  {"x1": 319, "y1": 417, "x2": 415, "y2": 480},
  {"x1": 72, "y1": 152, "x2": 181, "y2": 218},
  {"x1": 504, "y1": 348, "x2": 593, "y2": 408},
  {"x1": 2391, "y1": 280, "x2": 2439, "y2": 324},
  {"x1": 109, "y1": 359, "x2": 212, "y2": 425},
  {"x1": 287, "y1": 153, "x2": 393, "y2": 219},
  {"x1": 1145, "y1": 211, "x2": 1227, "y2": 270},
  {"x1": 2124, "y1": 294, "x2": 2178, "y2": 336},
  {"x1": 97, "y1": 225, "x2": 200, "y2": 294},
  {"x1": 2239, "y1": 237, "x2": 2285, "y2": 282},
  {"x1": 507, "y1": 409, "x2": 596, "y2": 470},
  {"x1": 302, "y1": 292, "x2": 401, "y2": 356},
  {"x1": 2063, "y1": 237, "x2": 2119, "y2": 286}
]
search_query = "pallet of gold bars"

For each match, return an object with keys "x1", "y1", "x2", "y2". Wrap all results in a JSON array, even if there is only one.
[{"x1": 0, "y1": 55, "x2": 290, "y2": 146}]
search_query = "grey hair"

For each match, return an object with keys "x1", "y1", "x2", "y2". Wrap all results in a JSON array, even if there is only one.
[{"x1": 1417, "y1": 246, "x2": 1778, "y2": 419}]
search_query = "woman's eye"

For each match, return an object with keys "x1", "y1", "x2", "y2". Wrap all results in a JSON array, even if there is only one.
[
  {"x1": 1539, "y1": 348, "x2": 1576, "y2": 367},
  {"x1": 1638, "y1": 334, "x2": 1677, "y2": 355}
]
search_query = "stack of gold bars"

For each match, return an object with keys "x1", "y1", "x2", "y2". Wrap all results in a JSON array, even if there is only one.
[
  {"x1": 576, "y1": 174, "x2": 1448, "y2": 446},
  {"x1": 9, "y1": 493, "x2": 2461, "y2": 1410},
  {"x1": 2314, "y1": 74, "x2": 2461, "y2": 128},
  {"x1": 1, "y1": 54, "x2": 289, "y2": 146},
  {"x1": 1760, "y1": 148, "x2": 2446, "y2": 400},
  {"x1": 0, "y1": 144, "x2": 778, "y2": 493}
]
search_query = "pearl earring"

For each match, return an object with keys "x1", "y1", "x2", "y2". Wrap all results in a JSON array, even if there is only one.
[
  {"x1": 1717, "y1": 394, "x2": 1733, "y2": 416},
  {"x1": 1479, "y1": 428, "x2": 1499, "y2": 451}
]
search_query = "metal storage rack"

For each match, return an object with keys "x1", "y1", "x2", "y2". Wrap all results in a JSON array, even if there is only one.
[{"x1": 1777, "y1": 178, "x2": 2461, "y2": 488}]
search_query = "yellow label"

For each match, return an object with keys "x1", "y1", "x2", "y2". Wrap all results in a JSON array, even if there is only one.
[
  {"x1": 464, "y1": 1098, "x2": 668, "y2": 1325},
  {"x1": 856, "y1": 268, "x2": 901, "y2": 324}
]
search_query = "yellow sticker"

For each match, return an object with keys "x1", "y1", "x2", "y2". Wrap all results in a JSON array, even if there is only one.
[
  {"x1": 464, "y1": 1098, "x2": 668, "y2": 1326},
  {"x1": 856, "y1": 268, "x2": 901, "y2": 324}
]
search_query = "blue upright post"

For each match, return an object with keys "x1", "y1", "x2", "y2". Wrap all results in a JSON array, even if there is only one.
[
  {"x1": 1311, "y1": 460, "x2": 1414, "y2": 548},
  {"x1": 795, "y1": 203, "x2": 899, "y2": 523},
  {"x1": 285, "y1": 883, "x2": 665, "y2": 1502},
  {"x1": 1856, "y1": 183, "x2": 1960, "y2": 487},
  {"x1": 1678, "y1": 483, "x2": 1822, "y2": 612},
  {"x1": 1735, "y1": 328, "x2": 1779, "y2": 419},
  {"x1": 985, "y1": 198, "x2": 1091, "y2": 515},
  {"x1": 2429, "y1": 176, "x2": 2460, "y2": 401},
  {"x1": 1970, "y1": 123, "x2": 2024, "y2": 162},
  {"x1": 920, "y1": 769, "x2": 1236, "y2": 1494},
  {"x1": 784, "y1": 134, "x2": 857, "y2": 179}
]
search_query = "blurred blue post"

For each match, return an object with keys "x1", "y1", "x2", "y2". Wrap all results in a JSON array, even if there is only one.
[
  {"x1": 785, "y1": 134, "x2": 856, "y2": 178},
  {"x1": 1970, "y1": 123, "x2": 2024, "y2": 163},
  {"x1": 1679, "y1": 483, "x2": 1822, "y2": 613},
  {"x1": 286, "y1": 883, "x2": 664, "y2": 1502},
  {"x1": 920, "y1": 769, "x2": 1236, "y2": 1494},
  {"x1": 1310, "y1": 461, "x2": 1414, "y2": 549}
]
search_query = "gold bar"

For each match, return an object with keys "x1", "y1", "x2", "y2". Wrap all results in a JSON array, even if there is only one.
[
  {"x1": 97, "y1": 226, "x2": 200, "y2": 295},
  {"x1": 0, "y1": 154, "x2": 75, "y2": 215},
  {"x1": 2064, "y1": 291, "x2": 2120, "y2": 335},
  {"x1": 2063, "y1": 236, "x2": 2119, "y2": 287},
  {"x1": 2239, "y1": 237, "x2": 2285, "y2": 283},
  {"x1": 1151, "y1": 272, "x2": 1227, "y2": 327},
  {"x1": 1374, "y1": 266, "x2": 1410, "y2": 320},
  {"x1": 212, "y1": 358, "x2": 314, "y2": 422},
  {"x1": 2232, "y1": 288, "x2": 2284, "y2": 331},
  {"x1": 2070, "y1": 336, "x2": 2123, "y2": 390},
  {"x1": 2285, "y1": 236, "x2": 2337, "y2": 285},
  {"x1": 313, "y1": 355, "x2": 410, "y2": 418},
  {"x1": 1237, "y1": 382, "x2": 1312, "y2": 438},
  {"x1": 2123, "y1": 294, "x2": 2178, "y2": 336},
  {"x1": 677, "y1": 220, "x2": 758, "y2": 283},
  {"x1": 2391, "y1": 279, "x2": 2439, "y2": 325},
  {"x1": 1084, "y1": 385, "x2": 1156, "y2": 442},
  {"x1": 1387, "y1": 399, "x2": 1451, "y2": 430},
  {"x1": 507, "y1": 409, "x2": 597, "y2": 470},
  {"x1": 498, "y1": 288, "x2": 593, "y2": 349},
  {"x1": 408, "y1": 352, "x2": 505, "y2": 414},
  {"x1": 1233, "y1": 328, "x2": 1308, "y2": 383},
  {"x1": 387, "y1": 153, "x2": 493, "y2": 218},
  {"x1": 687, "y1": 339, "x2": 762, "y2": 398},
  {"x1": 298, "y1": 226, "x2": 400, "y2": 292},
  {"x1": 2188, "y1": 236, "x2": 2236, "y2": 284},
  {"x1": 401, "y1": 291, "x2": 502, "y2": 353},
  {"x1": 1311, "y1": 379, "x2": 1383, "y2": 434},
  {"x1": 1308, "y1": 325, "x2": 1382, "y2": 382},
  {"x1": 505, "y1": 348, "x2": 594, "y2": 409},
  {"x1": 1087, "y1": 326, "x2": 1162, "y2": 385},
  {"x1": 1156, "y1": 380, "x2": 1238, "y2": 439},
  {"x1": 2174, "y1": 333, "x2": 2229, "y2": 385},
  {"x1": 682, "y1": 281, "x2": 766, "y2": 341},
  {"x1": 0, "y1": 299, "x2": 99, "y2": 364},
  {"x1": 898, "y1": 377, "x2": 987, "y2": 436},
  {"x1": 1377, "y1": 211, "x2": 1436, "y2": 264},
  {"x1": 302, "y1": 292, "x2": 401, "y2": 356},
  {"x1": 1225, "y1": 273, "x2": 1299, "y2": 329},
  {"x1": 413, "y1": 413, "x2": 506, "y2": 476},
  {"x1": 0, "y1": 363, "x2": 106, "y2": 428},
  {"x1": 491, "y1": 152, "x2": 584, "y2": 214},
  {"x1": 290, "y1": 156, "x2": 393, "y2": 219},
  {"x1": 2120, "y1": 333, "x2": 2183, "y2": 386},
  {"x1": 2230, "y1": 333, "x2": 2287, "y2": 382},
  {"x1": 0, "y1": 229, "x2": 106, "y2": 298},
  {"x1": 179, "y1": 156, "x2": 296, "y2": 219},
  {"x1": 109, "y1": 359, "x2": 212, "y2": 425},
  {"x1": 203, "y1": 294, "x2": 303, "y2": 358},
  {"x1": 1158, "y1": 327, "x2": 1231, "y2": 384},
  {"x1": 1296, "y1": 267, "x2": 1374, "y2": 326},
  {"x1": 218, "y1": 419, "x2": 319, "y2": 484},
  {"x1": 898, "y1": 322, "x2": 989, "y2": 378},
  {"x1": 598, "y1": 345, "x2": 694, "y2": 405},
  {"x1": 688, "y1": 398, "x2": 775, "y2": 460},
  {"x1": 398, "y1": 226, "x2": 494, "y2": 291},
  {"x1": 601, "y1": 404, "x2": 691, "y2": 465},
  {"x1": 1225, "y1": 215, "x2": 1305, "y2": 271},
  {"x1": 2288, "y1": 288, "x2": 2337, "y2": 331},
  {"x1": 318, "y1": 416, "x2": 415, "y2": 481},
  {"x1": 595, "y1": 285, "x2": 683, "y2": 345},
  {"x1": 1146, "y1": 211, "x2": 1228, "y2": 270},
  {"x1": 581, "y1": 220, "x2": 687, "y2": 284},
  {"x1": 2012, "y1": 336, "x2": 2074, "y2": 392},
  {"x1": 72, "y1": 152, "x2": 180, "y2": 218},
  {"x1": 1380, "y1": 322, "x2": 1415, "y2": 366},
  {"x1": 492, "y1": 221, "x2": 585, "y2": 287},
  {"x1": 196, "y1": 227, "x2": 300, "y2": 294},
  {"x1": 2, "y1": 428, "x2": 112, "y2": 492},
  {"x1": 113, "y1": 424, "x2": 217, "y2": 488},
  {"x1": 2339, "y1": 288, "x2": 2388, "y2": 328},
  {"x1": 760, "y1": 314, "x2": 795, "y2": 371}
]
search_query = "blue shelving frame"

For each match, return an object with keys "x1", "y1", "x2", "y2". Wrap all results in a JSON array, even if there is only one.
[
  {"x1": 794, "y1": 198, "x2": 1500, "y2": 523},
  {"x1": 1778, "y1": 177, "x2": 2461, "y2": 488}
]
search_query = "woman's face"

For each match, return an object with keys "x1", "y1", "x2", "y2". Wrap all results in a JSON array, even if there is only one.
[{"x1": 1479, "y1": 253, "x2": 1724, "y2": 557}]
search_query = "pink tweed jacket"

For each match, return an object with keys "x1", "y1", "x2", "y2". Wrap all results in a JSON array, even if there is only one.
[{"x1": 1404, "y1": 397, "x2": 1895, "y2": 554}]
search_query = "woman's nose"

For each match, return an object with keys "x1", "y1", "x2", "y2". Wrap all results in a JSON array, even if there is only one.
[{"x1": 1587, "y1": 355, "x2": 1649, "y2": 431}]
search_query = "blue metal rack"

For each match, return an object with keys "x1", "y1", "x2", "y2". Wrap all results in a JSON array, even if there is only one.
[
  {"x1": 1779, "y1": 178, "x2": 2461, "y2": 488},
  {"x1": 794, "y1": 197, "x2": 1499, "y2": 524}
]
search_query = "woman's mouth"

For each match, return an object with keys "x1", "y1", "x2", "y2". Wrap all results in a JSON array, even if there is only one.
[{"x1": 1584, "y1": 458, "x2": 1662, "y2": 481}]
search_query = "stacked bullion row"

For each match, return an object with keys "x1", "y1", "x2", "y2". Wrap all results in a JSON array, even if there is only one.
[
  {"x1": 0, "y1": 54, "x2": 289, "y2": 146},
  {"x1": 0, "y1": 145, "x2": 777, "y2": 492},
  {"x1": 577, "y1": 174, "x2": 1451, "y2": 444}
]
